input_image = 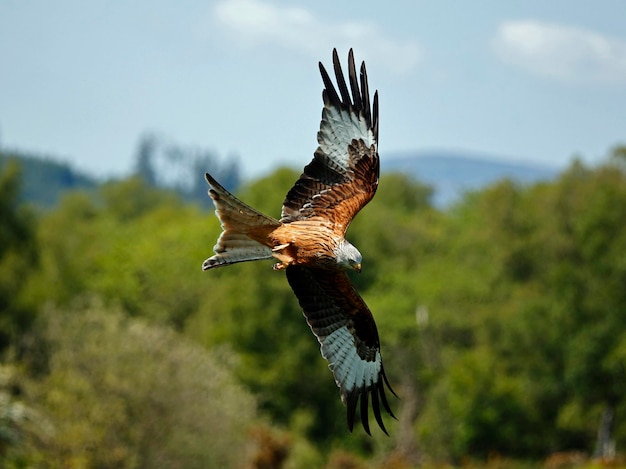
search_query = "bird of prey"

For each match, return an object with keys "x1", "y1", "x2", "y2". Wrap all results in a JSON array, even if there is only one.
[{"x1": 202, "y1": 49, "x2": 396, "y2": 435}]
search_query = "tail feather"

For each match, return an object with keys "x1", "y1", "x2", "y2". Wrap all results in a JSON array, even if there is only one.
[
  {"x1": 203, "y1": 233, "x2": 273, "y2": 270},
  {"x1": 203, "y1": 173, "x2": 281, "y2": 270}
]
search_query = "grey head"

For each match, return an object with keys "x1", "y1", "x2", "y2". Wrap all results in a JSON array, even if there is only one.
[{"x1": 335, "y1": 239, "x2": 363, "y2": 272}]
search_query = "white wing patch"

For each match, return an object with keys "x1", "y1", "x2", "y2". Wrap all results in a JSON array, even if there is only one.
[
  {"x1": 317, "y1": 106, "x2": 376, "y2": 172},
  {"x1": 319, "y1": 326, "x2": 382, "y2": 398}
]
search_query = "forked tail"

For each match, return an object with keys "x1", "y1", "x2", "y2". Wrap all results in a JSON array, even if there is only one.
[{"x1": 202, "y1": 173, "x2": 281, "y2": 270}]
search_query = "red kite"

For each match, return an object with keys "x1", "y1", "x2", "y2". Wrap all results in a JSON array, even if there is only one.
[{"x1": 202, "y1": 49, "x2": 396, "y2": 434}]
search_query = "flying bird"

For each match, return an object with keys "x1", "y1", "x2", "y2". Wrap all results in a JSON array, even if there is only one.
[{"x1": 202, "y1": 49, "x2": 396, "y2": 435}]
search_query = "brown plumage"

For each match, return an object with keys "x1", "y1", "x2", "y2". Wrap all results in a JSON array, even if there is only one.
[{"x1": 202, "y1": 49, "x2": 396, "y2": 435}]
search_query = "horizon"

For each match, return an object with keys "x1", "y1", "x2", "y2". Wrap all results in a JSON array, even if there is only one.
[{"x1": 1, "y1": 1, "x2": 625, "y2": 180}]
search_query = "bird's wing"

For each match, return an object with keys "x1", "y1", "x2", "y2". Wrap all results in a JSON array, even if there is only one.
[
  {"x1": 285, "y1": 266, "x2": 396, "y2": 435},
  {"x1": 281, "y1": 48, "x2": 379, "y2": 236}
]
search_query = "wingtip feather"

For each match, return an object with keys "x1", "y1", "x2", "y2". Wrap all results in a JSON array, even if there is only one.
[
  {"x1": 346, "y1": 390, "x2": 357, "y2": 432},
  {"x1": 360, "y1": 390, "x2": 371, "y2": 436},
  {"x1": 371, "y1": 386, "x2": 389, "y2": 436},
  {"x1": 372, "y1": 90, "x2": 379, "y2": 142},
  {"x1": 332, "y1": 49, "x2": 352, "y2": 106},
  {"x1": 319, "y1": 61, "x2": 340, "y2": 106},
  {"x1": 378, "y1": 379, "x2": 397, "y2": 421},
  {"x1": 348, "y1": 49, "x2": 363, "y2": 111}
]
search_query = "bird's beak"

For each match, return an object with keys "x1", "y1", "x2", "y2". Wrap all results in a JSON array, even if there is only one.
[{"x1": 353, "y1": 263, "x2": 362, "y2": 273}]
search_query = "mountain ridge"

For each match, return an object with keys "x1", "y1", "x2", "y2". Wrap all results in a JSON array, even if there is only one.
[
  {"x1": 384, "y1": 150, "x2": 560, "y2": 206},
  {"x1": 3, "y1": 149, "x2": 561, "y2": 209}
]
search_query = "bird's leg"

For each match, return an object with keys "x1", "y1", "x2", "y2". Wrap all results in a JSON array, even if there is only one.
[{"x1": 271, "y1": 243, "x2": 294, "y2": 271}]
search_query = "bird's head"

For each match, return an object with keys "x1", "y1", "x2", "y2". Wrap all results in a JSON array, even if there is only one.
[{"x1": 335, "y1": 240, "x2": 363, "y2": 273}]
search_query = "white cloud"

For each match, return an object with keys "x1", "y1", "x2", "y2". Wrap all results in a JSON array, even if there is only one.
[
  {"x1": 493, "y1": 20, "x2": 626, "y2": 84},
  {"x1": 213, "y1": 0, "x2": 421, "y2": 74}
]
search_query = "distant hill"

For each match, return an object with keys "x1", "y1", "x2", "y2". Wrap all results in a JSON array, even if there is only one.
[
  {"x1": 384, "y1": 151, "x2": 560, "y2": 206},
  {"x1": 0, "y1": 151, "x2": 98, "y2": 209},
  {"x1": 1, "y1": 146, "x2": 238, "y2": 210},
  {"x1": 3, "y1": 149, "x2": 561, "y2": 210}
]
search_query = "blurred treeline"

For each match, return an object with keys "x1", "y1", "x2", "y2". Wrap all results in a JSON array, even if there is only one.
[{"x1": 1, "y1": 145, "x2": 626, "y2": 468}]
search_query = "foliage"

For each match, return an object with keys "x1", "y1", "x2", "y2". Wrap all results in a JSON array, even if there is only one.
[
  {"x1": 11, "y1": 305, "x2": 256, "y2": 468},
  {"x1": 27, "y1": 177, "x2": 209, "y2": 327},
  {"x1": 2, "y1": 145, "x2": 626, "y2": 467},
  {"x1": 0, "y1": 362, "x2": 51, "y2": 467},
  {"x1": 416, "y1": 149, "x2": 626, "y2": 460},
  {"x1": 0, "y1": 161, "x2": 39, "y2": 350}
]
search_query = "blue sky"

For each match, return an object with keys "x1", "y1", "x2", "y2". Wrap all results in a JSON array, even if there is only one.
[{"x1": 1, "y1": 0, "x2": 625, "y2": 179}]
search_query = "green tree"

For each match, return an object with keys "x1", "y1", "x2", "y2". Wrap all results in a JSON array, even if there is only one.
[
  {"x1": 29, "y1": 177, "x2": 208, "y2": 327},
  {"x1": 0, "y1": 160, "x2": 39, "y2": 350},
  {"x1": 417, "y1": 155, "x2": 626, "y2": 460},
  {"x1": 16, "y1": 149, "x2": 626, "y2": 464},
  {"x1": 21, "y1": 305, "x2": 256, "y2": 468}
]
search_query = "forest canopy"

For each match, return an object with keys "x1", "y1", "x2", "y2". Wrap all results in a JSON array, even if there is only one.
[{"x1": 1, "y1": 145, "x2": 626, "y2": 468}]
